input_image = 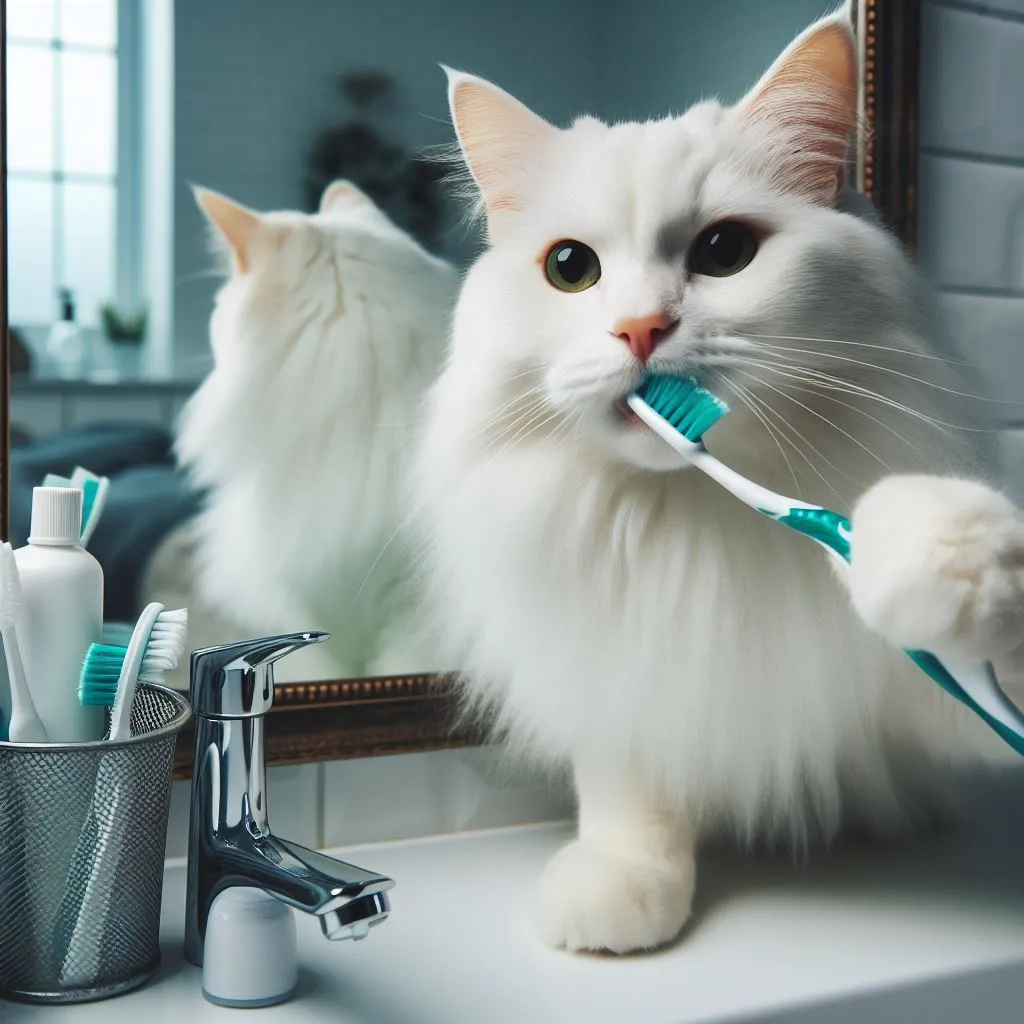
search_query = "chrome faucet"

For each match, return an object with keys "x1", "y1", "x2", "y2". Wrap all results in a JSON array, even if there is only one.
[{"x1": 183, "y1": 632, "x2": 395, "y2": 967}]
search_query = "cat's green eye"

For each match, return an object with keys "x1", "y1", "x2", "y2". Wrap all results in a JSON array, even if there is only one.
[
  {"x1": 688, "y1": 221, "x2": 758, "y2": 278},
  {"x1": 544, "y1": 240, "x2": 601, "y2": 293}
]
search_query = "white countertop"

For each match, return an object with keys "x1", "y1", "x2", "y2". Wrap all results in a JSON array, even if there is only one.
[{"x1": 8, "y1": 772, "x2": 1024, "y2": 1023}]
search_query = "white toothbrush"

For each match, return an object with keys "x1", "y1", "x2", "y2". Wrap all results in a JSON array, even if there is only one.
[
  {"x1": 0, "y1": 542, "x2": 47, "y2": 743},
  {"x1": 57, "y1": 602, "x2": 188, "y2": 985}
]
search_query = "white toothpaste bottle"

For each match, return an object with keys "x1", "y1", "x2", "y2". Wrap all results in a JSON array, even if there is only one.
[{"x1": 14, "y1": 487, "x2": 104, "y2": 742}]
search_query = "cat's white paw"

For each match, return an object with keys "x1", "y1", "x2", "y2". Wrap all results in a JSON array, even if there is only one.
[
  {"x1": 534, "y1": 839, "x2": 694, "y2": 954},
  {"x1": 849, "y1": 475, "x2": 1024, "y2": 663}
]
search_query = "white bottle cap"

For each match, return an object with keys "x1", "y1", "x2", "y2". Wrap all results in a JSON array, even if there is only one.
[{"x1": 29, "y1": 486, "x2": 83, "y2": 546}]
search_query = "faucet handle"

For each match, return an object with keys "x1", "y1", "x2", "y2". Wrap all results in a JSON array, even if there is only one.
[{"x1": 189, "y1": 631, "x2": 329, "y2": 719}]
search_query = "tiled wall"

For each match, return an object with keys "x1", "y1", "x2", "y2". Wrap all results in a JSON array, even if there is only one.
[
  {"x1": 919, "y1": 0, "x2": 1024, "y2": 432},
  {"x1": 164, "y1": 748, "x2": 574, "y2": 860}
]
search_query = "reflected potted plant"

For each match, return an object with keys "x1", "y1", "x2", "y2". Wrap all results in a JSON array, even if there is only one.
[
  {"x1": 305, "y1": 70, "x2": 445, "y2": 250},
  {"x1": 100, "y1": 303, "x2": 148, "y2": 346}
]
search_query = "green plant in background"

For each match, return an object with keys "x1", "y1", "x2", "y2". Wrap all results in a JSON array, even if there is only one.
[
  {"x1": 100, "y1": 303, "x2": 148, "y2": 344},
  {"x1": 306, "y1": 70, "x2": 445, "y2": 250}
]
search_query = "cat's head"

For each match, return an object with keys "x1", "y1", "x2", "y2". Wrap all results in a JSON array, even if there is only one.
[
  {"x1": 194, "y1": 179, "x2": 456, "y2": 382},
  {"x1": 446, "y1": 11, "x2": 922, "y2": 475}
]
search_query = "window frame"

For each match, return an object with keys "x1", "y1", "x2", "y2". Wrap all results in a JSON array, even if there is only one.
[{"x1": 5, "y1": 0, "x2": 137, "y2": 329}]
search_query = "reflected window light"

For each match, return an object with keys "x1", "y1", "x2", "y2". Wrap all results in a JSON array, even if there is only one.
[{"x1": 6, "y1": 0, "x2": 119, "y2": 327}]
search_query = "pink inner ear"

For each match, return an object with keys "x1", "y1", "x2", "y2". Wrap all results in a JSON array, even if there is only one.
[
  {"x1": 195, "y1": 187, "x2": 261, "y2": 273},
  {"x1": 448, "y1": 72, "x2": 557, "y2": 222},
  {"x1": 741, "y1": 20, "x2": 858, "y2": 204}
]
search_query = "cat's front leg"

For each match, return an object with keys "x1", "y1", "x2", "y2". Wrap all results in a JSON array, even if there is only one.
[
  {"x1": 535, "y1": 759, "x2": 695, "y2": 954},
  {"x1": 848, "y1": 475, "x2": 1024, "y2": 666}
]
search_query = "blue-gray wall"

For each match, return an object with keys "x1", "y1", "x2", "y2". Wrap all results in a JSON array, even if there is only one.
[{"x1": 597, "y1": 0, "x2": 830, "y2": 120}]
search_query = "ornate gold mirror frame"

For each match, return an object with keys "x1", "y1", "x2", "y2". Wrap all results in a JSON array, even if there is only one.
[{"x1": 0, "y1": 0, "x2": 920, "y2": 777}]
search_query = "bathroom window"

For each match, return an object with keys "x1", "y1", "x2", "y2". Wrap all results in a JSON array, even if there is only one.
[{"x1": 6, "y1": 0, "x2": 126, "y2": 328}]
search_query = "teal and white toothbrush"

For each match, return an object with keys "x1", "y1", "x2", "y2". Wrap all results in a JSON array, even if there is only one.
[
  {"x1": 628, "y1": 373, "x2": 1024, "y2": 757},
  {"x1": 43, "y1": 466, "x2": 109, "y2": 547}
]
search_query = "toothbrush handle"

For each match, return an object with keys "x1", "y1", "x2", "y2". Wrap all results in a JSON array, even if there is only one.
[
  {"x1": 1, "y1": 622, "x2": 46, "y2": 742},
  {"x1": 691, "y1": 448, "x2": 819, "y2": 517},
  {"x1": 908, "y1": 652, "x2": 1024, "y2": 756},
  {"x1": 763, "y1": 501, "x2": 1024, "y2": 754},
  {"x1": 688, "y1": 446, "x2": 1024, "y2": 754},
  {"x1": 108, "y1": 602, "x2": 163, "y2": 741}
]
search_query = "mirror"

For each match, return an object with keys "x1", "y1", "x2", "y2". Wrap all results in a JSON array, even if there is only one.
[{"x1": 1, "y1": 0, "x2": 922, "y2": 769}]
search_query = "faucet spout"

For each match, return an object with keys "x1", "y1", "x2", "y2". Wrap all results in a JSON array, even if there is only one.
[
  {"x1": 185, "y1": 823, "x2": 393, "y2": 963},
  {"x1": 184, "y1": 632, "x2": 396, "y2": 966}
]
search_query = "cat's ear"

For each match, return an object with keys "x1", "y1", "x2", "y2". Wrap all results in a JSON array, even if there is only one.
[
  {"x1": 735, "y1": 10, "x2": 858, "y2": 204},
  {"x1": 193, "y1": 186, "x2": 261, "y2": 273},
  {"x1": 319, "y1": 179, "x2": 375, "y2": 216},
  {"x1": 445, "y1": 67, "x2": 557, "y2": 234}
]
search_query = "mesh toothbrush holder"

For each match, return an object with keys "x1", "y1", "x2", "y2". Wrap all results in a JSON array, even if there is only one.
[{"x1": 0, "y1": 683, "x2": 191, "y2": 1004}]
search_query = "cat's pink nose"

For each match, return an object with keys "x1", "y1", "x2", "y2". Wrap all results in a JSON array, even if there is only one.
[{"x1": 614, "y1": 313, "x2": 678, "y2": 362}]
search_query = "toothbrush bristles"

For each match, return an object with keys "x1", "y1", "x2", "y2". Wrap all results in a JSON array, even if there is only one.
[
  {"x1": 638, "y1": 374, "x2": 729, "y2": 442},
  {"x1": 79, "y1": 608, "x2": 189, "y2": 704}
]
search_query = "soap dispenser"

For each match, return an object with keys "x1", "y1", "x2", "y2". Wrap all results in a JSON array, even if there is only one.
[{"x1": 46, "y1": 287, "x2": 87, "y2": 377}]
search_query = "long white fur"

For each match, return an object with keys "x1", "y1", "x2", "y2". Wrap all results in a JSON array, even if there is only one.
[
  {"x1": 416, "y1": 11, "x2": 1022, "y2": 954},
  {"x1": 171, "y1": 181, "x2": 459, "y2": 680}
]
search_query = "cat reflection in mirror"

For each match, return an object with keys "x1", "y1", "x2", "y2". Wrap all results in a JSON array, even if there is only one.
[
  {"x1": 146, "y1": 180, "x2": 458, "y2": 684},
  {"x1": 416, "y1": 9, "x2": 1024, "y2": 954}
]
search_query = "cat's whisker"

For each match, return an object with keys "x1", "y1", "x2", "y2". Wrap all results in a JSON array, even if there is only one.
[
  {"x1": 740, "y1": 355, "x2": 947, "y2": 421},
  {"x1": 734, "y1": 370, "x2": 878, "y2": 496},
  {"x1": 742, "y1": 332, "x2": 970, "y2": 366},
  {"x1": 546, "y1": 405, "x2": 581, "y2": 448},
  {"x1": 740, "y1": 364, "x2": 952, "y2": 451},
  {"x1": 489, "y1": 367, "x2": 547, "y2": 389},
  {"x1": 735, "y1": 381, "x2": 851, "y2": 506},
  {"x1": 479, "y1": 395, "x2": 552, "y2": 454},
  {"x1": 499, "y1": 404, "x2": 564, "y2": 456},
  {"x1": 473, "y1": 387, "x2": 549, "y2": 442},
  {"x1": 748, "y1": 340, "x2": 1006, "y2": 404},
  {"x1": 739, "y1": 358, "x2": 987, "y2": 436},
  {"x1": 740, "y1": 369, "x2": 896, "y2": 474},
  {"x1": 350, "y1": 497, "x2": 431, "y2": 604},
  {"x1": 479, "y1": 387, "x2": 547, "y2": 429},
  {"x1": 715, "y1": 374, "x2": 801, "y2": 495}
]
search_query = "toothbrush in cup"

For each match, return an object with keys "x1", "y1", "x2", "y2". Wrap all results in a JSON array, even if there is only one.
[
  {"x1": 79, "y1": 602, "x2": 188, "y2": 733},
  {"x1": 0, "y1": 542, "x2": 47, "y2": 743},
  {"x1": 42, "y1": 467, "x2": 110, "y2": 548},
  {"x1": 56, "y1": 602, "x2": 188, "y2": 986},
  {"x1": 628, "y1": 373, "x2": 1024, "y2": 757}
]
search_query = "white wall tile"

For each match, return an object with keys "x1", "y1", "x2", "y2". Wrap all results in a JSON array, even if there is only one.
[
  {"x1": 999, "y1": 429, "x2": 1024, "y2": 504},
  {"x1": 321, "y1": 751, "x2": 459, "y2": 848},
  {"x1": 918, "y1": 155, "x2": 1024, "y2": 290},
  {"x1": 921, "y1": 4, "x2": 1024, "y2": 160},
  {"x1": 939, "y1": 292, "x2": 1024, "y2": 417},
  {"x1": 165, "y1": 763, "x2": 322, "y2": 859},
  {"x1": 447, "y1": 748, "x2": 574, "y2": 833},
  {"x1": 321, "y1": 748, "x2": 573, "y2": 849}
]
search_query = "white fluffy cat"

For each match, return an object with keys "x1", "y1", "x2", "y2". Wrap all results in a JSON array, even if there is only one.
[
  {"x1": 416, "y1": 11, "x2": 1024, "y2": 954},
  {"x1": 158, "y1": 180, "x2": 458, "y2": 682}
]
